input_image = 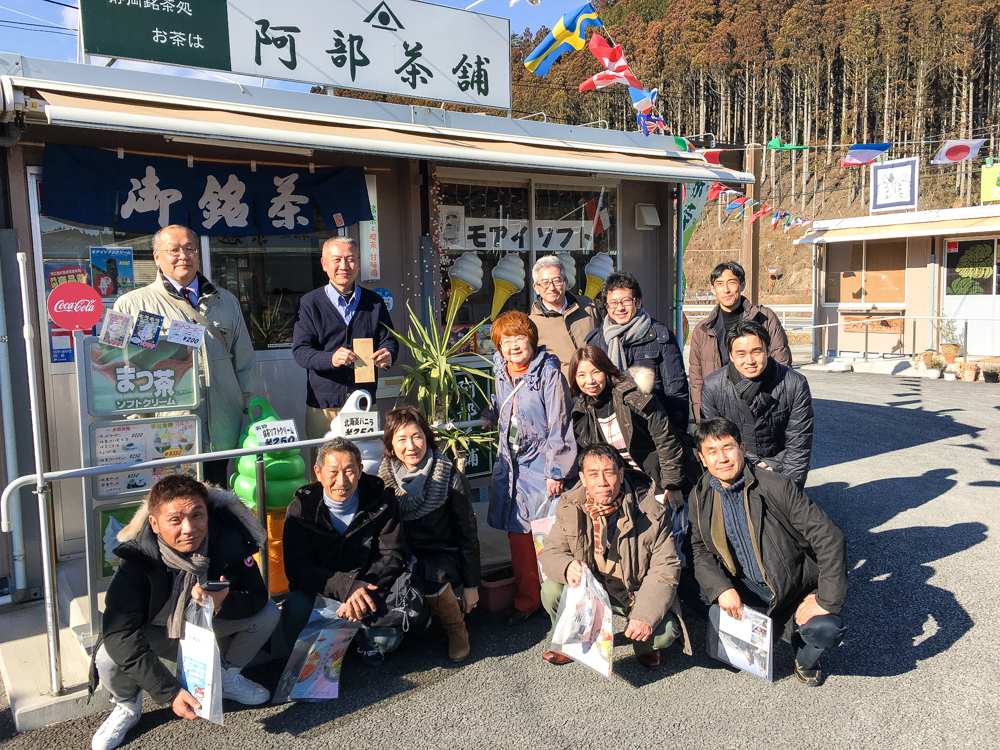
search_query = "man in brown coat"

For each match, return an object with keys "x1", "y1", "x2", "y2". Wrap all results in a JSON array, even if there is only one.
[
  {"x1": 689, "y1": 262, "x2": 792, "y2": 421},
  {"x1": 538, "y1": 444, "x2": 690, "y2": 669},
  {"x1": 529, "y1": 255, "x2": 600, "y2": 378}
]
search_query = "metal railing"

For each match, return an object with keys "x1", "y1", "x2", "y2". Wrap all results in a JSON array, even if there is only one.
[{"x1": 0, "y1": 420, "x2": 483, "y2": 696}]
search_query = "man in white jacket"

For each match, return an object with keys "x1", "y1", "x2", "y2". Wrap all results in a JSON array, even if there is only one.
[{"x1": 114, "y1": 225, "x2": 255, "y2": 484}]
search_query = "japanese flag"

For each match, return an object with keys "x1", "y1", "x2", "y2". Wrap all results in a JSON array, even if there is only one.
[{"x1": 931, "y1": 139, "x2": 987, "y2": 165}]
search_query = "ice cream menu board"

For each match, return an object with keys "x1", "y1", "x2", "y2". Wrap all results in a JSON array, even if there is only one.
[{"x1": 90, "y1": 417, "x2": 202, "y2": 499}]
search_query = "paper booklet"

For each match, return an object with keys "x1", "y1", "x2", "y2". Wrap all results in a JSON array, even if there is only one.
[{"x1": 707, "y1": 604, "x2": 774, "y2": 682}]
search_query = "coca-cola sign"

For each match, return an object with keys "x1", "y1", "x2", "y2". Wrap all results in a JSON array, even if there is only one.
[{"x1": 47, "y1": 282, "x2": 103, "y2": 331}]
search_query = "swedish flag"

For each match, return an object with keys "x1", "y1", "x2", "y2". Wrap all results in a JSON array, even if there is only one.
[{"x1": 524, "y1": 3, "x2": 603, "y2": 77}]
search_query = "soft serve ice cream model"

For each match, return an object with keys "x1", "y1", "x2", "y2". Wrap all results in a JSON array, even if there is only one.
[
  {"x1": 491, "y1": 254, "x2": 526, "y2": 319},
  {"x1": 583, "y1": 252, "x2": 615, "y2": 300},
  {"x1": 556, "y1": 252, "x2": 577, "y2": 293},
  {"x1": 446, "y1": 252, "x2": 484, "y2": 323}
]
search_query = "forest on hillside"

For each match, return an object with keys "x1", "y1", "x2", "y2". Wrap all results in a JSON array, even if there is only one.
[{"x1": 510, "y1": 0, "x2": 1000, "y2": 206}]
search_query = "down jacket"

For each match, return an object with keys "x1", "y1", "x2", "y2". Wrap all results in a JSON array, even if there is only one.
[
  {"x1": 688, "y1": 297, "x2": 792, "y2": 421},
  {"x1": 699, "y1": 361, "x2": 814, "y2": 490},
  {"x1": 283, "y1": 474, "x2": 406, "y2": 600},
  {"x1": 571, "y1": 367, "x2": 697, "y2": 493},
  {"x1": 585, "y1": 316, "x2": 690, "y2": 435},
  {"x1": 689, "y1": 462, "x2": 847, "y2": 641},
  {"x1": 539, "y1": 476, "x2": 691, "y2": 654},
  {"x1": 89, "y1": 488, "x2": 269, "y2": 704}
]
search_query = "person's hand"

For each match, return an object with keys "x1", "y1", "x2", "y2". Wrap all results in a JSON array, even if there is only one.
[
  {"x1": 331, "y1": 347, "x2": 358, "y2": 368},
  {"x1": 546, "y1": 478, "x2": 564, "y2": 497},
  {"x1": 172, "y1": 689, "x2": 200, "y2": 720},
  {"x1": 337, "y1": 583, "x2": 378, "y2": 622},
  {"x1": 718, "y1": 588, "x2": 742, "y2": 620},
  {"x1": 191, "y1": 576, "x2": 228, "y2": 611},
  {"x1": 624, "y1": 619, "x2": 652, "y2": 642},
  {"x1": 795, "y1": 593, "x2": 831, "y2": 626},
  {"x1": 461, "y1": 587, "x2": 479, "y2": 614},
  {"x1": 372, "y1": 347, "x2": 393, "y2": 368},
  {"x1": 666, "y1": 489, "x2": 684, "y2": 511},
  {"x1": 565, "y1": 560, "x2": 587, "y2": 587}
]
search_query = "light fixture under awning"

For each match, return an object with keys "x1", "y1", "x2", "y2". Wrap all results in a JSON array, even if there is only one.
[{"x1": 39, "y1": 90, "x2": 754, "y2": 185}]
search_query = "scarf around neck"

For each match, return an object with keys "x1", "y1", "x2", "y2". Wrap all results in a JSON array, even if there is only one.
[
  {"x1": 380, "y1": 449, "x2": 453, "y2": 522},
  {"x1": 727, "y1": 359, "x2": 774, "y2": 417},
  {"x1": 602, "y1": 309, "x2": 652, "y2": 371},
  {"x1": 585, "y1": 490, "x2": 625, "y2": 548},
  {"x1": 157, "y1": 533, "x2": 210, "y2": 640}
]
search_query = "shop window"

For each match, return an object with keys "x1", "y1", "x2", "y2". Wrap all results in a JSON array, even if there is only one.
[
  {"x1": 945, "y1": 239, "x2": 996, "y2": 296},
  {"x1": 825, "y1": 240, "x2": 906, "y2": 305}
]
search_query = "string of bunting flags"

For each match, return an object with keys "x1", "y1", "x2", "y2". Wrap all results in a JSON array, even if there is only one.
[{"x1": 714, "y1": 189, "x2": 813, "y2": 234}]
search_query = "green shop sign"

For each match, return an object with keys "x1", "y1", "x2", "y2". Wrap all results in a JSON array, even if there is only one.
[{"x1": 85, "y1": 336, "x2": 200, "y2": 416}]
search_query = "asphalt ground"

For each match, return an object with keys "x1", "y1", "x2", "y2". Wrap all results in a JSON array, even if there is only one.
[{"x1": 3, "y1": 370, "x2": 999, "y2": 749}]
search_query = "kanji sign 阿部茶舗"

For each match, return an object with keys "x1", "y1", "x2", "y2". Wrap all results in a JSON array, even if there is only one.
[{"x1": 79, "y1": 0, "x2": 511, "y2": 110}]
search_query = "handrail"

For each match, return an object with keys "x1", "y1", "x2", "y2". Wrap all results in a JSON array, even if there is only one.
[{"x1": 517, "y1": 111, "x2": 547, "y2": 122}]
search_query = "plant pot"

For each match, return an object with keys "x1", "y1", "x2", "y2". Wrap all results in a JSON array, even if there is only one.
[
  {"x1": 944, "y1": 372, "x2": 957, "y2": 381},
  {"x1": 926, "y1": 369, "x2": 942, "y2": 379},
  {"x1": 921, "y1": 351, "x2": 934, "y2": 365},
  {"x1": 479, "y1": 566, "x2": 517, "y2": 613},
  {"x1": 985, "y1": 371, "x2": 999, "y2": 383},
  {"x1": 941, "y1": 343, "x2": 960, "y2": 364},
  {"x1": 961, "y1": 366, "x2": 978, "y2": 382}
]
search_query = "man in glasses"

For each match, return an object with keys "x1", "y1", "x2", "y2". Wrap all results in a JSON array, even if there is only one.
[
  {"x1": 293, "y1": 237, "x2": 398, "y2": 453},
  {"x1": 114, "y1": 225, "x2": 256, "y2": 486},
  {"x1": 586, "y1": 271, "x2": 689, "y2": 436},
  {"x1": 528, "y1": 255, "x2": 600, "y2": 379}
]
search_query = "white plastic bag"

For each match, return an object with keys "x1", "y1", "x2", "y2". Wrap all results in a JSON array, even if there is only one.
[
  {"x1": 176, "y1": 598, "x2": 223, "y2": 725},
  {"x1": 530, "y1": 494, "x2": 559, "y2": 583},
  {"x1": 274, "y1": 596, "x2": 359, "y2": 703},
  {"x1": 550, "y1": 568, "x2": 614, "y2": 678}
]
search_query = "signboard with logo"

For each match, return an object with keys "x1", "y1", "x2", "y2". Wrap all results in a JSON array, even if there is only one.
[
  {"x1": 84, "y1": 337, "x2": 200, "y2": 415},
  {"x1": 47, "y1": 281, "x2": 104, "y2": 331},
  {"x1": 43, "y1": 263, "x2": 93, "y2": 363},
  {"x1": 870, "y1": 157, "x2": 919, "y2": 213},
  {"x1": 79, "y1": 0, "x2": 511, "y2": 109},
  {"x1": 90, "y1": 416, "x2": 202, "y2": 499}
]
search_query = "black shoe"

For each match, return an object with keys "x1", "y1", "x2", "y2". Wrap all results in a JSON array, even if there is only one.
[
  {"x1": 359, "y1": 647, "x2": 386, "y2": 666},
  {"x1": 794, "y1": 660, "x2": 823, "y2": 687},
  {"x1": 505, "y1": 608, "x2": 536, "y2": 626}
]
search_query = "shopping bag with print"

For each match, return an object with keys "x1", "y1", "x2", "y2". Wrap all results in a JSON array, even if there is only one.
[
  {"x1": 176, "y1": 598, "x2": 224, "y2": 725},
  {"x1": 530, "y1": 494, "x2": 559, "y2": 582},
  {"x1": 550, "y1": 568, "x2": 614, "y2": 678},
  {"x1": 274, "y1": 596, "x2": 359, "y2": 703}
]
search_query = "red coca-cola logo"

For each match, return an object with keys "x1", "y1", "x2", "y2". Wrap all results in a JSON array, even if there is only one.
[{"x1": 47, "y1": 282, "x2": 103, "y2": 330}]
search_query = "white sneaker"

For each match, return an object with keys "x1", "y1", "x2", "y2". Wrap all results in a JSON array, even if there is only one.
[
  {"x1": 221, "y1": 666, "x2": 270, "y2": 705},
  {"x1": 92, "y1": 691, "x2": 142, "y2": 750}
]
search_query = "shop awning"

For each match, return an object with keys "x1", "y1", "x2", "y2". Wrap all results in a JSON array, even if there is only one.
[
  {"x1": 38, "y1": 90, "x2": 753, "y2": 184},
  {"x1": 794, "y1": 207, "x2": 1000, "y2": 244}
]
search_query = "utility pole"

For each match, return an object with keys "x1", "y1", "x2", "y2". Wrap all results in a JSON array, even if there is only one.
[{"x1": 740, "y1": 145, "x2": 762, "y2": 303}]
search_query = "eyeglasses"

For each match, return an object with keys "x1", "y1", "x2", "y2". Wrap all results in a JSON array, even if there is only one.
[
  {"x1": 535, "y1": 277, "x2": 566, "y2": 289},
  {"x1": 162, "y1": 246, "x2": 199, "y2": 259},
  {"x1": 606, "y1": 298, "x2": 635, "y2": 311},
  {"x1": 500, "y1": 335, "x2": 530, "y2": 348}
]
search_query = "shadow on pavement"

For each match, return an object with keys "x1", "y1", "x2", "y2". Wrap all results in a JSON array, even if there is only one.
[{"x1": 809, "y1": 469, "x2": 986, "y2": 678}]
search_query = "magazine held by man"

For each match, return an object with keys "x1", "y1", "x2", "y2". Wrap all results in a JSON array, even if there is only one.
[
  {"x1": 274, "y1": 597, "x2": 359, "y2": 702},
  {"x1": 707, "y1": 604, "x2": 774, "y2": 682}
]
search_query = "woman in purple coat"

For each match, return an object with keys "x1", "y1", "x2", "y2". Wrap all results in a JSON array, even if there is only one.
[{"x1": 483, "y1": 312, "x2": 576, "y2": 626}]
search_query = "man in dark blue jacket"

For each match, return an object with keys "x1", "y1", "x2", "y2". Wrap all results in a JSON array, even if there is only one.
[
  {"x1": 586, "y1": 271, "x2": 690, "y2": 435},
  {"x1": 293, "y1": 236, "x2": 399, "y2": 442}
]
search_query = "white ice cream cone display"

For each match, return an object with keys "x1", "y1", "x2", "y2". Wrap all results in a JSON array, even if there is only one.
[
  {"x1": 446, "y1": 252, "x2": 484, "y2": 322},
  {"x1": 557, "y1": 252, "x2": 577, "y2": 292},
  {"x1": 491, "y1": 254, "x2": 526, "y2": 319}
]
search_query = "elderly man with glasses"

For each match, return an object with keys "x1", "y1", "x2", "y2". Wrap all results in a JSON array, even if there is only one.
[
  {"x1": 528, "y1": 255, "x2": 601, "y2": 378},
  {"x1": 113, "y1": 225, "x2": 256, "y2": 485}
]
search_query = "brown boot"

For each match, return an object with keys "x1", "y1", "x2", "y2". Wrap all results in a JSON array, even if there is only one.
[{"x1": 426, "y1": 584, "x2": 471, "y2": 662}]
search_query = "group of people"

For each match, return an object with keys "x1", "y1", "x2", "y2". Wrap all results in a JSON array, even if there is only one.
[{"x1": 91, "y1": 230, "x2": 846, "y2": 749}]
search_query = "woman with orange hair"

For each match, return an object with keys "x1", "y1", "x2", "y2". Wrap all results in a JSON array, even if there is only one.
[{"x1": 483, "y1": 311, "x2": 576, "y2": 626}]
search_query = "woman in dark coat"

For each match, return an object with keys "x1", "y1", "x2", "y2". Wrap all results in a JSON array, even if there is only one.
[{"x1": 378, "y1": 405, "x2": 480, "y2": 662}]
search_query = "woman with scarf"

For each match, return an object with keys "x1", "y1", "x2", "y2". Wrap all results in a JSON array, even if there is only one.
[
  {"x1": 585, "y1": 271, "x2": 690, "y2": 435},
  {"x1": 378, "y1": 405, "x2": 481, "y2": 661},
  {"x1": 482, "y1": 311, "x2": 576, "y2": 626},
  {"x1": 568, "y1": 346, "x2": 697, "y2": 510}
]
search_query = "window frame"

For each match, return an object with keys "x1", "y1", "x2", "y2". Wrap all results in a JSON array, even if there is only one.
[{"x1": 822, "y1": 238, "x2": 908, "y2": 309}]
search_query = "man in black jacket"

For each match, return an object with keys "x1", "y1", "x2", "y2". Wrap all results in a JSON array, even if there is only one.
[
  {"x1": 292, "y1": 236, "x2": 398, "y2": 445},
  {"x1": 90, "y1": 476, "x2": 279, "y2": 750},
  {"x1": 700, "y1": 319, "x2": 814, "y2": 489},
  {"x1": 690, "y1": 418, "x2": 847, "y2": 686},
  {"x1": 280, "y1": 437, "x2": 411, "y2": 665}
]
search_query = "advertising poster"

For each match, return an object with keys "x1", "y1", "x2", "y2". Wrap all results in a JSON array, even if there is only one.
[
  {"x1": 91, "y1": 417, "x2": 201, "y2": 499},
  {"x1": 43, "y1": 261, "x2": 93, "y2": 362},
  {"x1": 97, "y1": 504, "x2": 141, "y2": 578},
  {"x1": 86, "y1": 338, "x2": 199, "y2": 415},
  {"x1": 90, "y1": 247, "x2": 135, "y2": 302},
  {"x1": 274, "y1": 598, "x2": 358, "y2": 703}
]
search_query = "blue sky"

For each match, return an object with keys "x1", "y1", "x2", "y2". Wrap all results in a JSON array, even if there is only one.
[{"x1": 0, "y1": 0, "x2": 578, "y2": 88}]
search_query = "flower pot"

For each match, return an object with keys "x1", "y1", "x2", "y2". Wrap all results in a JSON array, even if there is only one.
[
  {"x1": 984, "y1": 371, "x2": 999, "y2": 383},
  {"x1": 941, "y1": 343, "x2": 960, "y2": 364},
  {"x1": 479, "y1": 566, "x2": 517, "y2": 613},
  {"x1": 961, "y1": 366, "x2": 978, "y2": 382},
  {"x1": 921, "y1": 351, "x2": 934, "y2": 365},
  {"x1": 926, "y1": 369, "x2": 942, "y2": 379},
  {"x1": 944, "y1": 372, "x2": 957, "y2": 381}
]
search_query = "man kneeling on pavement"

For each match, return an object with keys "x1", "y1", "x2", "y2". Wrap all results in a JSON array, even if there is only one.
[
  {"x1": 91, "y1": 475, "x2": 279, "y2": 750},
  {"x1": 539, "y1": 443, "x2": 691, "y2": 668},
  {"x1": 281, "y1": 437, "x2": 420, "y2": 666},
  {"x1": 690, "y1": 417, "x2": 847, "y2": 686}
]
